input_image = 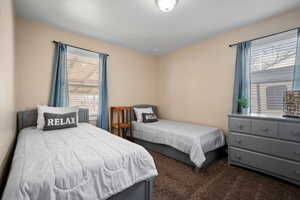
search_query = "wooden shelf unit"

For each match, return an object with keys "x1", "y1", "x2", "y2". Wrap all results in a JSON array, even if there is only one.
[{"x1": 110, "y1": 106, "x2": 132, "y2": 138}]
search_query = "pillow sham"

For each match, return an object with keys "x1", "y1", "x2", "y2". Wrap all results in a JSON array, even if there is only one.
[
  {"x1": 142, "y1": 113, "x2": 158, "y2": 123},
  {"x1": 43, "y1": 112, "x2": 77, "y2": 131},
  {"x1": 37, "y1": 105, "x2": 79, "y2": 129},
  {"x1": 133, "y1": 107, "x2": 153, "y2": 122}
]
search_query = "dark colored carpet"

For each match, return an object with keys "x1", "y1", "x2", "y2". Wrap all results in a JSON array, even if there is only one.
[{"x1": 150, "y1": 151, "x2": 300, "y2": 200}]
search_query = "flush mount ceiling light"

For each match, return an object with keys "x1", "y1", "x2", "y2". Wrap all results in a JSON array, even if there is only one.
[{"x1": 155, "y1": 0, "x2": 178, "y2": 12}]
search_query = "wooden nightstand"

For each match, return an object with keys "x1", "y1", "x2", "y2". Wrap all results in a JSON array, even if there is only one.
[{"x1": 110, "y1": 106, "x2": 132, "y2": 138}]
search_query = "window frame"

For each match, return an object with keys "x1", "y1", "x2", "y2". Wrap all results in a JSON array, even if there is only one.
[
  {"x1": 249, "y1": 30, "x2": 298, "y2": 115},
  {"x1": 66, "y1": 46, "x2": 100, "y2": 121}
]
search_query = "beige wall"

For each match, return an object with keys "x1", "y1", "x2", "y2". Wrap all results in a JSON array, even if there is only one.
[
  {"x1": 0, "y1": 0, "x2": 15, "y2": 192},
  {"x1": 15, "y1": 8, "x2": 300, "y2": 135},
  {"x1": 157, "y1": 8, "x2": 300, "y2": 133},
  {"x1": 16, "y1": 18, "x2": 158, "y2": 111}
]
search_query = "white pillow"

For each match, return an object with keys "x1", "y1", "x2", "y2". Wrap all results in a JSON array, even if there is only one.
[
  {"x1": 133, "y1": 107, "x2": 154, "y2": 122},
  {"x1": 37, "y1": 105, "x2": 79, "y2": 129}
]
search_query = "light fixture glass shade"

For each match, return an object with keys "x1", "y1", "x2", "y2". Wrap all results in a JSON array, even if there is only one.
[{"x1": 156, "y1": 0, "x2": 178, "y2": 12}]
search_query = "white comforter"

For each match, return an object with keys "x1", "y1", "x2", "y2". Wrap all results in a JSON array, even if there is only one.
[
  {"x1": 2, "y1": 123, "x2": 158, "y2": 200},
  {"x1": 132, "y1": 120, "x2": 225, "y2": 167}
]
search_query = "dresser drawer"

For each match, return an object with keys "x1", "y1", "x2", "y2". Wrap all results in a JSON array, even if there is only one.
[
  {"x1": 229, "y1": 132, "x2": 300, "y2": 162},
  {"x1": 278, "y1": 122, "x2": 300, "y2": 142},
  {"x1": 251, "y1": 119, "x2": 277, "y2": 138},
  {"x1": 229, "y1": 118, "x2": 251, "y2": 133},
  {"x1": 229, "y1": 147, "x2": 300, "y2": 182}
]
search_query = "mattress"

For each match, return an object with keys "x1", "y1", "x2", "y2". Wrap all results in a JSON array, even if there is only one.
[
  {"x1": 132, "y1": 120, "x2": 225, "y2": 167},
  {"x1": 2, "y1": 123, "x2": 158, "y2": 200}
]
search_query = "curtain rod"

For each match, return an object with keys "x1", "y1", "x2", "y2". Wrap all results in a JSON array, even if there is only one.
[
  {"x1": 52, "y1": 40, "x2": 109, "y2": 56},
  {"x1": 229, "y1": 27, "x2": 300, "y2": 47}
]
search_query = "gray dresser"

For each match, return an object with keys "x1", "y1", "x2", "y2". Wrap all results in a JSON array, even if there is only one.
[{"x1": 228, "y1": 113, "x2": 300, "y2": 186}]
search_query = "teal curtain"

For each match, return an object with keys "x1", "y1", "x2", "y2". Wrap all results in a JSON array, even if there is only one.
[
  {"x1": 97, "y1": 54, "x2": 109, "y2": 130},
  {"x1": 232, "y1": 41, "x2": 251, "y2": 113},
  {"x1": 294, "y1": 28, "x2": 300, "y2": 90},
  {"x1": 49, "y1": 42, "x2": 69, "y2": 107}
]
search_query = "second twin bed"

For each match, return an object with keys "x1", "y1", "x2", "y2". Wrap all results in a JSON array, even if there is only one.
[{"x1": 131, "y1": 105, "x2": 225, "y2": 171}]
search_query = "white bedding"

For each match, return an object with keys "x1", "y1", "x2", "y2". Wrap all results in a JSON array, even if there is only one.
[
  {"x1": 2, "y1": 123, "x2": 158, "y2": 200},
  {"x1": 132, "y1": 120, "x2": 225, "y2": 167}
]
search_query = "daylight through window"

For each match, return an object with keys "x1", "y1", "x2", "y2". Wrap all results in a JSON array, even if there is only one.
[
  {"x1": 67, "y1": 47, "x2": 100, "y2": 121},
  {"x1": 249, "y1": 30, "x2": 298, "y2": 115}
]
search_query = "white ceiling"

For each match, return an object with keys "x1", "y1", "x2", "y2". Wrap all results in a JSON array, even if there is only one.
[{"x1": 16, "y1": 0, "x2": 300, "y2": 55}]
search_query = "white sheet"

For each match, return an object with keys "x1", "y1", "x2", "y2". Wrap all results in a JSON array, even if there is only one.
[
  {"x1": 132, "y1": 120, "x2": 225, "y2": 167},
  {"x1": 2, "y1": 123, "x2": 158, "y2": 200}
]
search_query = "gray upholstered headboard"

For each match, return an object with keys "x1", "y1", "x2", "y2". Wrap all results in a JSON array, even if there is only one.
[
  {"x1": 17, "y1": 108, "x2": 89, "y2": 132},
  {"x1": 132, "y1": 105, "x2": 159, "y2": 121}
]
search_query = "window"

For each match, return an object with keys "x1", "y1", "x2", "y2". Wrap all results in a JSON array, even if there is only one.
[
  {"x1": 266, "y1": 85, "x2": 287, "y2": 110},
  {"x1": 250, "y1": 30, "x2": 298, "y2": 115},
  {"x1": 67, "y1": 47, "x2": 99, "y2": 121}
]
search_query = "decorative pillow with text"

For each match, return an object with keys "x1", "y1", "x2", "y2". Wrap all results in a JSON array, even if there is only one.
[
  {"x1": 134, "y1": 107, "x2": 154, "y2": 122},
  {"x1": 37, "y1": 105, "x2": 79, "y2": 129},
  {"x1": 142, "y1": 113, "x2": 158, "y2": 123},
  {"x1": 43, "y1": 112, "x2": 77, "y2": 131}
]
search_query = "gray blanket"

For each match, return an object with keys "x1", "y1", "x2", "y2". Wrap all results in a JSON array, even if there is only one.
[{"x1": 2, "y1": 123, "x2": 158, "y2": 200}]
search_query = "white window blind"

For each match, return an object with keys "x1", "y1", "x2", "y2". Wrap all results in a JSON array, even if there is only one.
[
  {"x1": 67, "y1": 47, "x2": 99, "y2": 121},
  {"x1": 250, "y1": 30, "x2": 297, "y2": 115}
]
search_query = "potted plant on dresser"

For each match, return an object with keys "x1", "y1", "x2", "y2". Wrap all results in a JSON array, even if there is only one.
[{"x1": 238, "y1": 97, "x2": 249, "y2": 114}]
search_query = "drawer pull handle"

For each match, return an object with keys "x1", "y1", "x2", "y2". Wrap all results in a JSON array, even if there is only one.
[
  {"x1": 294, "y1": 151, "x2": 300, "y2": 156},
  {"x1": 261, "y1": 128, "x2": 269, "y2": 132},
  {"x1": 239, "y1": 125, "x2": 244, "y2": 130},
  {"x1": 236, "y1": 139, "x2": 242, "y2": 144},
  {"x1": 236, "y1": 155, "x2": 241, "y2": 160}
]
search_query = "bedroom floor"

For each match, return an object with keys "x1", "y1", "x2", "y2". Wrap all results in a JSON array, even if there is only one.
[{"x1": 150, "y1": 151, "x2": 300, "y2": 200}]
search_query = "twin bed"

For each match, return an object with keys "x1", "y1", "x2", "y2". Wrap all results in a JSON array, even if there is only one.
[
  {"x1": 2, "y1": 109, "x2": 157, "y2": 200},
  {"x1": 2, "y1": 106, "x2": 225, "y2": 200},
  {"x1": 131, "y1": 105, "x2": 225, "y2": 171}
]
